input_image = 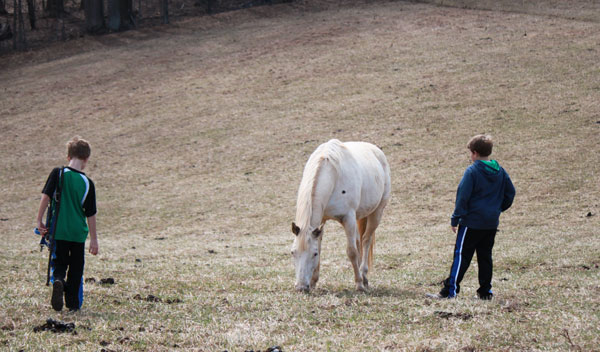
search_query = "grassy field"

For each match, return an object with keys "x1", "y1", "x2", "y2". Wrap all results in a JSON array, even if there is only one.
[{"x1": 1, "y1": 0, "x2": 599, "y2": 350}]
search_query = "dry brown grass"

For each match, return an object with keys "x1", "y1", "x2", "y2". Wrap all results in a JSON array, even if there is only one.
[{"x1": 1, "y1": 0, "x2": 599, "y2": 350}]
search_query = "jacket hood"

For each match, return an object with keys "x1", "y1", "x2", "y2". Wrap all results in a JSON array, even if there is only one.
[{"x1": 474, "y1": 160, "x2": 501, "y2": 178}]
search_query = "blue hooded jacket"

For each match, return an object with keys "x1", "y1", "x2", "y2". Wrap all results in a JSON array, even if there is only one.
[{"x1": 451, "y1": 160, "x2": 515, "y2": 229}]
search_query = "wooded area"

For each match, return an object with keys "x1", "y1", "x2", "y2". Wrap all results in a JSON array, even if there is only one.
[{"x1": 0, "y1": 0, "x2": 284, "y2": 51}]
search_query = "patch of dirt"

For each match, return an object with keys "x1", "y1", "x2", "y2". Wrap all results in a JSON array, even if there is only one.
[
  {"x1": 433, "y1": 311, "x2": 472, "y2": 320},
  {"x1": 33, "y1": 318, "x2": 76, "y2": 334},
  {"x1": 0, "y1": 322, "x2": 15, "y2": 331},
  {"x1": 100, "y1": 277, "x2": 116, "y2": 284},
  {"x1": 231, "y1": 347, "x2": 282, "y2": 352},
  {"x1": 85, "y1": 277, "x2": 116, "y2": 284},
  {"x1": 133, "y1": 294, "x2": 182, "y2": 303}
]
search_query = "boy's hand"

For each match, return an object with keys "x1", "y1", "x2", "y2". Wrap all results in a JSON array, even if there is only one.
[
  {"x1": 451, "y1": 226, "x2": 457, "y2": 234},
  {"x1": 89, "y1": 238, "x2": 99, "y2": 255},
  {"x1": 37, "y1": 222, "x2": 48, "y2": 235}
]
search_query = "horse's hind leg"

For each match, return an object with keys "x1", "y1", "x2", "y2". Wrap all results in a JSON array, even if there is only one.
[
  {"x1": 357, "y1": 217, "x2": 367, "y2": 263},
  {"x1": 342, "y1": 213, "x2": 365, "y2": 292},
  {"x1": 360, "y1": 202, "x2": 387, "y2": 289}
]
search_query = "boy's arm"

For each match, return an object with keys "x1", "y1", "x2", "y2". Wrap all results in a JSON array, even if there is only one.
[
  {"x1": 88, "y1": 215, "x2": 98, "y2": 255},
  {"x1": 37, "y1": 168, "x2": 59, "y2": 235},
  {"x1": 36, "y1": 194, "x2": 51, "y2": 235},
  {"x1": 82, "y1": 179, "x2": 98, "y2": 255},
  {"x1": 501, "y1": 173, "x2": 516, "y2": 211},
  {"x1": 451, "y1": 169, "x2": 474, "y2": 228}
]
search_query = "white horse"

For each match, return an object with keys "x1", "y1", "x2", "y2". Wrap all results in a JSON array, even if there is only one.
[{"x1": 291, "y1": 139, "x2": 391, "y2": 292}]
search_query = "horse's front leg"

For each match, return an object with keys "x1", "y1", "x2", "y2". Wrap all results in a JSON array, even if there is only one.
[
  {"x1": 342, "y1": 214, "x2": 365, "y2": 291},
  {"x1": 310, "y1": 233, "x2": 322, "y2": 289},
  {"x1": 310, "y1": 260, "x2": 320, "y2": 289}
]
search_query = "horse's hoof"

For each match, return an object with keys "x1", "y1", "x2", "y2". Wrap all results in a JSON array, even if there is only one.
[
  {"x1": 363, "y1": 277, "x2": 369, "y2": 289},
  {"x1": 356, "y1": 284, "x2": 367, "y2": 292},
  {"x1": 295, "y1": 284, "x2": 310, "y2": 293}
]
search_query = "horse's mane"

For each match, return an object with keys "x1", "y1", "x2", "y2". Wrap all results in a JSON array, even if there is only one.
[{"x1": 295, "y1": 140, "x2": 344, "y2": 243}]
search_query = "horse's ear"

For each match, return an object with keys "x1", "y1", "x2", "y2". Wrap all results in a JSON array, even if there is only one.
[
  {"x1": 312, "y1": 227, "x2": 322, "y2": 238},
  {"x1": 292, "y1": 222, "x2": 300, "y2": 236}
]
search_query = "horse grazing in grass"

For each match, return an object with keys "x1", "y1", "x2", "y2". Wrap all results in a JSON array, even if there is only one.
[{"x1": 291, "y1": 139, "x2": 391, "y2": 292}]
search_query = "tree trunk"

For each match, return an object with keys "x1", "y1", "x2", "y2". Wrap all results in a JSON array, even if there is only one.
[
  {"x1": 0, "y1": 0, "x2": 8, "y2": 15},
  {"x1": 27, "y1": 0, "x2": 36, "y2": 30},
  {"x1": 17, "y1": 0, "x2": 26, "y2": 48},
  {"x1": 0, "y1": 23, "x2": 11, "y2": 42},
  {"x1": 160, "y1": 0, "x2": 168, "y2": 24},
  {"x1": 194, "y1": 0, "x2": 213, "y2": 14},
  {"x1": 108, "y1": 0, "x2": 132, "y2": 31},
  {"x1": 57, "y1": 2, "x2": 65, "y2": 40},
  {"x1": 46, "y1": 0, "x2": 63, "y2": 17},
  {"x1": 84, "y1": 0, "x2": 105, "y2": 33},
  {"x1": 12, "y1": 0, "x2": 16, "y2": 48}
]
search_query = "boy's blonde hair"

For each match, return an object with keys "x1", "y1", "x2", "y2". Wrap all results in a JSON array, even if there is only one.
[
  {"x1": 66, "y1": 136, "x2": 91, "y2": 160},
  {"x1": 467, "y1": 134, "x2": 493, "y2": 157}
]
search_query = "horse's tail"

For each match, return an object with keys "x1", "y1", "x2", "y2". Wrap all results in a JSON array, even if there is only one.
[{"x1": 368, "y1": 232, "x2": 375, "y2": 269}]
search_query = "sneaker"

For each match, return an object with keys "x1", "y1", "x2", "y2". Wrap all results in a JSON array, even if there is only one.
[
  {"x1": 478, "y1": 293, "x2": 494, "y2": 301},
  {"x1": 426, "y1": 292, "x2": 454, "y2": 299},
  {"x1": 51, "y1": 280, "x2": 64, "y2": 311}
]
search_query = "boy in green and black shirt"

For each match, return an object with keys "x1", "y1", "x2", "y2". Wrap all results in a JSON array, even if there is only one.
[{"x1": 36, "y1": 136, "x2": 98, "y2": 311}]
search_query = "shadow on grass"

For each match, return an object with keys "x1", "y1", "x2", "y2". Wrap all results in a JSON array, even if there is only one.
[{"x1": 309, "y1": 285, "x2": 420, "y2": 299}]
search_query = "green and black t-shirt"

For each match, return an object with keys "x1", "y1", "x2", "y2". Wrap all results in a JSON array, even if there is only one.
[{"x1": 42, "y1": 167, "x2": 97, "y2": 243}]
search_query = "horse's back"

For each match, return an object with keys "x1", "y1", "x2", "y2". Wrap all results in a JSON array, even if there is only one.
[
  {"x1": 343, "y1": 142, "x2": 390, "y2": 188},
  {"x1": 344, "y1": 142, "x2": 389, "y2": 172},
  {"x1": 324, "y1": 140, "x2": 391, "y2": 219},
  {"x1": 348, "y1": 141, "x2": 390, "y2": 198}
]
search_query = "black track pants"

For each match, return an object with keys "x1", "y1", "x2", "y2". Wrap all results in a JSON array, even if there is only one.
[
  {"x1": 53, "y1": 240, "x2": 85, "y2": 309},
  {"x1": 441, "y1": 226, "x2": 497, "y2": 297}
]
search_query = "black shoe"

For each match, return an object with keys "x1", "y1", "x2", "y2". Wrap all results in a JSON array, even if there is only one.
[
  {"x1": 478, "y1": 293, "x2": 494, "y2": 300},
  {"x1": 51, "y1": 280, "x2": 64, "y2": 311}
]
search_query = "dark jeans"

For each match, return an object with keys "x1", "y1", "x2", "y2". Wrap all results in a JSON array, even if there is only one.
[
  {"x1": 53, "y1": 240, "x2": 85, "y2": 309},
  {"x1": 441, "y1": 226, "x2": 497, "y2": 297}
]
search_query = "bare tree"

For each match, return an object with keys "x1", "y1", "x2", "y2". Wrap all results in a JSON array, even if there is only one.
[
  {"x1": 27, "y1": 0, "x2": 36, "y2": 30},
  {"x1": 46, "y1": 0, "x2": 63, "y2": 17},
  {"x1": 0, "y1": 0, "x2": 8, "y2": 14},
  {"x1": 108, "y1": 0, "x2": 133, "y2": 31},
  {"x1": 12, "y1": 0, "x2": 16, "y2": 48},
  {"x1": 9, "y1": 0, "x2": 26, "y2": 49},
  {"x1": 17, "y1": 0, "x2": 26, "y2": 45},
  {"x1": 160, "y1": 0, "x2": 168, "y2": 24},
  {"x1": 85, "y1": 0, "x2": 105, "y2": 33},
  {"x1": 194, "y1": 0, "x2": 213, "y2": 14}
]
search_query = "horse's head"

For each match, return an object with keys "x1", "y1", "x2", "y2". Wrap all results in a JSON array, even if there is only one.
[{"x1": 291, "y1": 222, "x2": 323, "y2": 292}]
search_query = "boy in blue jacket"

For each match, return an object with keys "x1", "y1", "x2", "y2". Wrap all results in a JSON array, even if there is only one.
[{"x1": 428, "y1": 134, "x2": 515, "y2": 300}]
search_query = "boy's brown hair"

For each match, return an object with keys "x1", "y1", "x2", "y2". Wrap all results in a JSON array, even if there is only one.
[
  {"x1": 467, "y1": 134, "x2": 493, "y2": 157},
  {"x1": 66, "y1": 136, "x2": 91, "y2": 160}
]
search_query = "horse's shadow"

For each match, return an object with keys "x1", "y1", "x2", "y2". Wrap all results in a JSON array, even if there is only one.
[{"x1": 310, "y1": 285, "x2": 419, "y2": 299}]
